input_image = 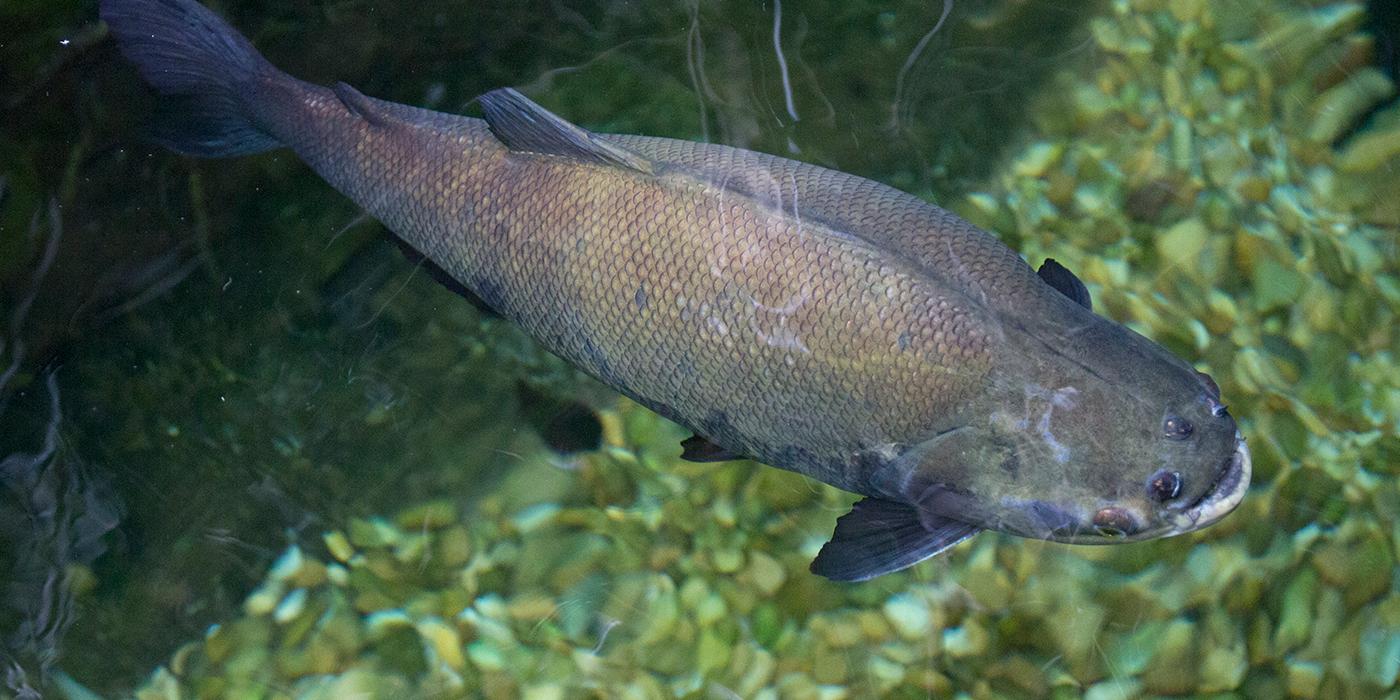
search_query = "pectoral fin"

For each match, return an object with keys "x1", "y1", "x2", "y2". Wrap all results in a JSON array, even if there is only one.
[
  {"x1": 1037, "y1": 258, "x2": 1092, "y2": 310},
  {"x1": 479, "y1": 88, "x2": 654, "y2": 174},
  {"x1": 679, "y1": 434, "x2": 743, "y2": 462},
  {"x1": 809, "y1": 497, "x2": 979, "y2": 582}
]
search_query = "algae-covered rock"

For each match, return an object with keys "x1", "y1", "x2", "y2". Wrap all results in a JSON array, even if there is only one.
[
  {"x1": 882, "y1": 591, "x2": 932, "y2": 641},
  {"x1": 1310, "y1": 523, "x2": 1394, "y2": 608},
  {"x1": 1199, "y1": 610, "x2": 1248, "y2": 692},
  {"x1": 1140, "y1": 619, "x2": 1198, "y2": 695},
  {"x1": 1358, "y1": 604, "x2": 1400, "y2": 688},
  {"x1": 1275, "y1": 568, "x2": 1319, "y2": 655},
  {"x1": 1083, "y1": 677, "x2": 1141, "y2": 700},
  {"x1": 1287, "y1": 659, "x2": 1325, "y2": 699}
]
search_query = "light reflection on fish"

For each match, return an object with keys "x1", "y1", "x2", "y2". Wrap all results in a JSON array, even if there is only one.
[{"x1": 102, "y1": 0, "x2": 1250, "y2": 581}]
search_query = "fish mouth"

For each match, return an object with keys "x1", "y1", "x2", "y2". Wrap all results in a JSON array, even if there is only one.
[{"x1": 1172, "y1": 432, "x2": 1251, "y2": 532}]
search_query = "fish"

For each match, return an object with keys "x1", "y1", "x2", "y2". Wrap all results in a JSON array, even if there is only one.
[{"x1": 101, "y1": 0, "x2": 1251, "y2": 581}]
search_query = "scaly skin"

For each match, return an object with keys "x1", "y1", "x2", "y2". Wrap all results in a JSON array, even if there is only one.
[
  {"x1": 254, "y1": 80, "x2": 998, "y2": 496},
  {"x1": 103, "y1": 0, "x2": 1249, "y2": 566}
]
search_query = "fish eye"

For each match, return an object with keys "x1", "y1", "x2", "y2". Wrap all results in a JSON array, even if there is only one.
[
  {"x1": 1147, "y1": 469, "x2": 1182, "y2": 502},
  {"x1": 1164, "y1": 415, "x2": 1194, "y2": 439}
]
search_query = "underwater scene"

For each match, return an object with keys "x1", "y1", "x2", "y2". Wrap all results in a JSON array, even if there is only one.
[{"x1": 1, "y1": 0, "x2": 1398, "y2": 697}]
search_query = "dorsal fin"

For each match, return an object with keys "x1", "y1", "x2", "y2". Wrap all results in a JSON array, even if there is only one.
[
  {"x1": 1037, "y1": 258, "x2": 1092, "y2": 310},
  {"x1": 478, "y1": 87, "x2": 653, "y2": 174}
]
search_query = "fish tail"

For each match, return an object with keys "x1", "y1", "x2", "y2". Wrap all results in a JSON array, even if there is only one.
[{"x1": 100, "y1": 0, "x2": 284, "y2": 156}]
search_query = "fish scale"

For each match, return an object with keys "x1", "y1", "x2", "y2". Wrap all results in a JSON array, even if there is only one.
[{"x1": 608, "y1": 135, "x2": 1052, "y2": 313}]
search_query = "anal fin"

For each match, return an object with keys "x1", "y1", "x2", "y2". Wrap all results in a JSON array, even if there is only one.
[
  {"x1": 810, "y1": 497, "x2": 979, "y2": 582},
  {"x1": 679, "y1": 434, "x2": 743, "y2": 463},
  {"x1": 389, "y1": 235, "x2": 501, "y2": 317}
]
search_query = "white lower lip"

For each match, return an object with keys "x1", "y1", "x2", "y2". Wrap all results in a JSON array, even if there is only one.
[{"x1": 1175, "y1": 432, "x2": 1251, "y2": 531}]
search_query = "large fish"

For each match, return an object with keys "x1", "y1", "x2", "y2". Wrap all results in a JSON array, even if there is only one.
[{"x1": 102, "y1": 0, "x2": 1250, "y2": 581}]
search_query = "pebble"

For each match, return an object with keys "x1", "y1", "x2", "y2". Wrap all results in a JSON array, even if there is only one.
[
  {"x1": 1084, "y1": 677, "x2": 1142, "y2": 700},
  {"x1": 467, "y1": 640, "x2": 505, "y2": 671},
  {"x1": 1286, "y1": 659, "x2": 1324, "y2": 699},
  {"x1": 1359, "y1": 615, "x2": 1400, "y2": 687},
  {"x1": 365, "y1": 610, "x2": 413, "y2": 639},
  {"x1": 348, "y1": 517, "x2": 401, "y2": 549},
  {"x1": 268, "y1": 546, "x2": 304, "y2": 582},
  {"x1": 1336, "y1": 103, "x2": 1400, "y2": 171},
  {"x1": 395, "y1": 499, "x2": 458, "y2": 530},
  {"x1": 1274, "y1": 569, "x2": 1317, "y2": 654},
  {"x1": 273, "y1": 588, "x2": 308, "y2": 625},
  {"x1": 436, "y1": 525, "x2": 474, "y2": 567},
  {"x1": 941, "y1": 619, "x2": 989, "y2": 658},
  {"x1": 511, "y1": 502, "x2": 561, "y2": 533},
  {"x1": 882, "y1": 592, "x2": 931, "y2": 640},
  {"x1": 243, "y1": 583, "x2": 282, "y2": 617},
  {"x1": 745, "y1": 551, "x2": 786, "y2": 596},
  {"x1": 416, "y1": 617, "x2": 467, "y2": 671},
  {"x1": 324, "y1": 531, "x2": 355, "y2": 563}
]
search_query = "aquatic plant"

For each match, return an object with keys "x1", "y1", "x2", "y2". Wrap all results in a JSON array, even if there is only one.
[
  {"x1": 0, "y1": 203, "x2": 122, "y2": 699},
  {"x1": 1, "y1": 375, "x2": 122, "y2": 700}
]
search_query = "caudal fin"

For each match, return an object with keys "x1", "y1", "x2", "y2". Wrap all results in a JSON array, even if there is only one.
[{"x1": 101, "y1": 0, "x2": 283, "y2": 156}]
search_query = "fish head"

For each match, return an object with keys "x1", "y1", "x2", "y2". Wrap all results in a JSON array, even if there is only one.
[
  {"x1": 894, "y1": 316, "x2": 1251, "y2": 546},
  {"x1": 990, "y1": 317, "x2": 1251, "y2": 544},
  {"x1": 1102, "y1": 363, "x2": 1252, "y2": 542}
]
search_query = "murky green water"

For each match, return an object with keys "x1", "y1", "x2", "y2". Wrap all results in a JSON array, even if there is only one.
[{"x1": 2, "y1": 1, "x2": 1397, "y2": 698}]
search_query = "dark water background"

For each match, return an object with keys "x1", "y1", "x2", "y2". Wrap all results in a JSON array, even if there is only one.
[{"x1": 1, "y1": 0, "x2": 1397, "y2": 697}]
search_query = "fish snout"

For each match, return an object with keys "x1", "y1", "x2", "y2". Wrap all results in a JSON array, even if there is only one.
[{"x1": 1172, "y1": 432, "x2": 1252, "y2": 532}]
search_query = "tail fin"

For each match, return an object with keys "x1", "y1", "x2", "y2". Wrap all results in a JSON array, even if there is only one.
[{"x1": 101, "y1": 0, "x2": 283, "y2": 156}]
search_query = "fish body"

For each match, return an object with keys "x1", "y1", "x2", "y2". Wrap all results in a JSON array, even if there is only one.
[{"x1": 103, "y1": 0, "x2": 1251, "y2": 580}]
